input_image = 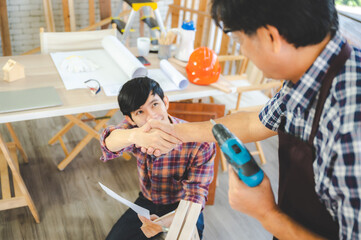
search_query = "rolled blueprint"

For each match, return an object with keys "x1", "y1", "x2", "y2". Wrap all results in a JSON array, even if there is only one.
[
  {"x1": 102, "y1": 35, "x2": 147, "y2": 78},
  {"x1": 160, "y1": 59, "x2": 189, "y2": 89}
]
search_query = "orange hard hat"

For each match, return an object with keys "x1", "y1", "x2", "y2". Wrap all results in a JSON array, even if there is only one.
[{"x1": 186, "y1": 47, "x2": 221, "y2": 85}]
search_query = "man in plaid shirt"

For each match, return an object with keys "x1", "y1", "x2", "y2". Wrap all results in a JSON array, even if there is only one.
[
  {"x1": 144, "y1": 0, "x2": 361, "y2": 239},
  {"x1": 100, "y1": 77, "x2": 215, "y2": 240}
]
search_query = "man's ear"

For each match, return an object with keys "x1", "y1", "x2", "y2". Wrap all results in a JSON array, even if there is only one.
[
  {"x1": 257, "y1": 25, "x2": 282, "y2": 54},
  {"x1": 125, "y1": 115, "x2": 137, "y2": 126},
  {"x1": 163, "y1": 95, "x2": 169, "y2": 110}
]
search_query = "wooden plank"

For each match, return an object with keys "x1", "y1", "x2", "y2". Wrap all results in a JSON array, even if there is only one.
[
  {"x1": 0, "y1": 0, "x2": 12, "y2": 56},
  {"x1": 61, "y1": 0, "x2": 76, "y2": 31},
  {"x1": 178, "y1": 202, "x2": 202, "y2": 240},
  {"x1": 0, "y1": 134, "x2": 40, "y2": 223},
  {"x1": 171, "y1": 0, "x2": 182, "y2": 28},
  {"x1": 57, "y1": 133, "x2": 94, "y2": 170},
  {"x1": 194, "y1": 0, "x2": 208, "y2": 49},
  {"x1": 0, "y1": 145, "x2": 11, "y2": 199},
  {"x1": 99, "y1": 0, "x2": 112, "y2": 29},
  {"x1": 43, "y1": 0, "x2": 56, "y2": 32},
  {"x1": 8, "y1": 143, "x2": 23, "y2": 198},
  {"x1": 62, "y1": 0, "x2": 71, "y2": 31},
  {"x1": 0, "y1": 196, "x2": 27, "y2": 210},
  {"x1": 68, "y1": 0, "x2": 76, "y2": 31},
  {"x1": 5, "y1": 123, "x2": 28, "y2": 163},
  {"x1": 48, "y1": 113, "x2": 84, "y2": 145},
  {"x1": 88, "y1": 0, "x2": 95, "y2": 26},
  {"x1": 165, "y1": 200, "x2": 190, "y2": 240}
]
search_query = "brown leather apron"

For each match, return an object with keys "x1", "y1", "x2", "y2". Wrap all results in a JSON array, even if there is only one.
[{"x1": 276, "y1": 42, "x2": 351, "y2": 239}]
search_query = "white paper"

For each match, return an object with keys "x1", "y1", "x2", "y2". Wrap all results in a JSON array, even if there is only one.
[
  {"x1": 160, "y1": 59, "x2": 189, "y2": 89},
  {"x1": 99, "y1": 182, "x2": 150, "y2": 219},
  {"x1": 50, "y1": 36, "x2": 147, "y2": 94},
  {"x1": 147, "y1": 60, "x2": 189, "y2": 92},
  {"x1": 147, "y1": 69, "x2": 180, "y2": 91},
  {"x1": 101, "y1": 35, "x2": 147, "y2": 78}
]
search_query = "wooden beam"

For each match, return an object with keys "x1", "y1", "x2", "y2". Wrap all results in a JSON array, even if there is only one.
[
  {"x1": 43, "y1": 0, "x2": 56, "y2": 32},
  {"x1": 99, "y1": 0, "x2": 111, "y2": 29},
  {"x1": 62, "y1": 0, "x2": 76, "y2": 31},
  {"x1": 0, "y1": 0, "x2": 12, "y2": 56},
  {"x1": 62, "y1": 0, "x2": 71, "y2": 31},
  {"x1": 88, "y1": 0, "x2": 95, "y2": 26}
]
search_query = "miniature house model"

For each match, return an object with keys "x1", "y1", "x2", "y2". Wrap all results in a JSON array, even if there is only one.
[{"x1": 2, "y1": 59, "x2": 25, "y2": 82}]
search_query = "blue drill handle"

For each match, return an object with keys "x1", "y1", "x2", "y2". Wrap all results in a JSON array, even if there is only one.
[{"x1": 212, "y1": 123, "x2": 264, "y2": 187}]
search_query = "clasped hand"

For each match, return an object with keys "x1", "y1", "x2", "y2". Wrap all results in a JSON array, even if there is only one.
[{"x1": 132, "y1": 120, "x2": 180, "y2": 156}]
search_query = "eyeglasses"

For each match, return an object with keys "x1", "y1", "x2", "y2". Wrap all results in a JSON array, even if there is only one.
[{"x1": 220, "y1": 22, "x2": 242, "y2": 44}]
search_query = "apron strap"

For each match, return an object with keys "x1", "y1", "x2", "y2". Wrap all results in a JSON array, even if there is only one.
[{"x1": 309, "y1": 42, "x2": 352, "y2": 144}]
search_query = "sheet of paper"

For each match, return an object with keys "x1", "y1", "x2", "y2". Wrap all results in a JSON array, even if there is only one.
[
  {"x1": 50, "y1": 49, "x2": 128, "y2": 90},
  {"x1": 160, "y1": 59, "x2": 189, "y2": 89},
  {"x1": 147, "y1": 69, "x2": 180, "y2": 92},
  {"x1": 50, "y1": 36, "x2": 147, "y2": 95},
  {"x1": 102, "y1": 84, "x2": 122, "y2": 97},
  {"x1": 98, "y1": 182, "x2": 150, "y2": 219}
]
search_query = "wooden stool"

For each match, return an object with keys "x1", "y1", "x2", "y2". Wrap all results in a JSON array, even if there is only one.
[
  {"x1": 0, "y1": 133, "x2": 39, "y2": 223},
  {"x1": 48, "y1": 109, "x2": 119, "y2": 170}
]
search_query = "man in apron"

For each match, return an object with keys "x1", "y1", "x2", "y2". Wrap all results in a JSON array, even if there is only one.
[{"x1": 139, "y1": 0, "x2": 361, "y2": 238}]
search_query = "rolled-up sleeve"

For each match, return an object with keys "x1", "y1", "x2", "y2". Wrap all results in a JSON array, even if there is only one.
[{"x1": 99, "y1": 120, "x2": 135, "y2": 162}]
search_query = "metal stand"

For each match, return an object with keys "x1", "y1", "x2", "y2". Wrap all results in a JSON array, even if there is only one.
[{"x1": 120, "y1": 0, "x2": 166, "y2": 42}]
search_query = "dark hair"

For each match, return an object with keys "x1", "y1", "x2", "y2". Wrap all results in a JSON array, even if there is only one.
[
  {"x1": 117, "y1": 77, "x2": 165, "y2": 118},
  {"x1": 211, "y1": 0, "x2": 338, "y2": 48}
]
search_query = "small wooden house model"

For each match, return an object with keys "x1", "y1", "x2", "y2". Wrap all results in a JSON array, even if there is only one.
[{"x1": 2, "y1": 59, "x2": 25, "y2": 82}]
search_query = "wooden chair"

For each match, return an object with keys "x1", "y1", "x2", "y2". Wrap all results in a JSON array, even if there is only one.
[
  {"x1": 39, "y1": 24, "x2": 117, "y2": 53},
  {"x1": 39, "y1": 26, "x2": 121, "y2": 170},
  {"x1": 0, "y1": 131, "x2": 40, "y2": 223},
  {"x1": 168, "y1": 102, "x2": 225, "y2": 205}
]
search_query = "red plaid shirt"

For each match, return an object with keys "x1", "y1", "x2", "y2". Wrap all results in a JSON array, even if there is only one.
[{"x1": 100, "y1": 115, "x2": 215, "y2": 208}]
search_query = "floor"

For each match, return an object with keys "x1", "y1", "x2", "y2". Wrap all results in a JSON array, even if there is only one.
[{"x1": 0, "y1": 109, "x2": 279, "y2": 240}]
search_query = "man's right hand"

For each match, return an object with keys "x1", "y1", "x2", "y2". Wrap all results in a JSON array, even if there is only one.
[
  {"x1": 136, "y1": 120, "x2": 180, "y2": 156},
  {"x1": 143, "y1": 119, "x2": 178, "y2": 137},
  {"x1": 131, "y1": 124, "x2": 181, "y2": 156}
]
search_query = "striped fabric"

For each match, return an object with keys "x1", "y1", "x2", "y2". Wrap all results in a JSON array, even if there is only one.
[
  {"x1": 100, "y1": 115, "x2": 216, "y2": 208},
  {"x1": 259, "y1": 32, "x2": 361, "y2": 239}
]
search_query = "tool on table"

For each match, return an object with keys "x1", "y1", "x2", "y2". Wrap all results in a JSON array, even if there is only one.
[{"x1": 210, "y1": 119, "x2": 264, "y2": 187}]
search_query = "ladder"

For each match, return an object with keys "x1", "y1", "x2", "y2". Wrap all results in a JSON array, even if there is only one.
[{"x1": 120, "y1": 0, "x2": 166, "y2": 43}]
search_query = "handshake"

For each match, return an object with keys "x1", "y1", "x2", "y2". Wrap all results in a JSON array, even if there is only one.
[{"x1": 133, "y1": 119, "x2": 182, "y2": 157}]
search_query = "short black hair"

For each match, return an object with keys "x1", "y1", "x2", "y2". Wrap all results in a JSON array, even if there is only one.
[
  {"x1": 211, "y1": 0, "x2": 339, "y2": 48},
  {"x1": 117, "y1": 77, "x2": 165, "y2": 118}
]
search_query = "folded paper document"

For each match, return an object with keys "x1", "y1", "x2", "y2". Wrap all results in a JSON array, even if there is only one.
[{"x1": 98, "y1": 182, "x2": 150, "y2": 219}]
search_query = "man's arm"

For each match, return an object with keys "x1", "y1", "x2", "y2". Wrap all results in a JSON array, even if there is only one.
[
  {"x1": 105, "y1": 125, "x2": 181, "y2": 153},
  {"x1": 147, "y1": 111, "x2": 277, "y2": 145},
  {"x1": 228, "y1": 169, "x2": 326, "y2": 240}
]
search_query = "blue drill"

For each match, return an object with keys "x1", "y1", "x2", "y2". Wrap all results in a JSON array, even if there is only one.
[{"x1": 211, "y1": 119, "x2": 264, "y2": 187}]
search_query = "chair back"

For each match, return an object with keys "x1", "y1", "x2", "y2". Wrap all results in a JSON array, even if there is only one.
[
  {"x1": 168, "y1": 101, "x2": 225, "y2": 205},
  {"x1": 39, "y1": 26, "x2": 117, "y2": 54}
]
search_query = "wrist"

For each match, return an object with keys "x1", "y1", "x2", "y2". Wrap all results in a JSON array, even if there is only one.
[
  {"x1": 260, "y1": 207, "x2": 283, "y2": 231},
  {"x1": 128, "y1": 128, "x2": 140, "y2": 145}
]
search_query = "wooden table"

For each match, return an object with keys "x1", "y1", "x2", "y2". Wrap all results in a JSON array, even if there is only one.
[{"x1": 0, "y1": 52, "x2": 236, "y2": 170}]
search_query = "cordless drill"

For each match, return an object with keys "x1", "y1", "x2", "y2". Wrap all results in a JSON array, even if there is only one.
[{"x1": 211, "y1": 119, "x2": 264, "y2": 187}]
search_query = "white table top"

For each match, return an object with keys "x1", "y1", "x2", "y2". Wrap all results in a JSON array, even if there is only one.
[{"x1": 0, "y1": 52, "x2": 237, "y2": 124}]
